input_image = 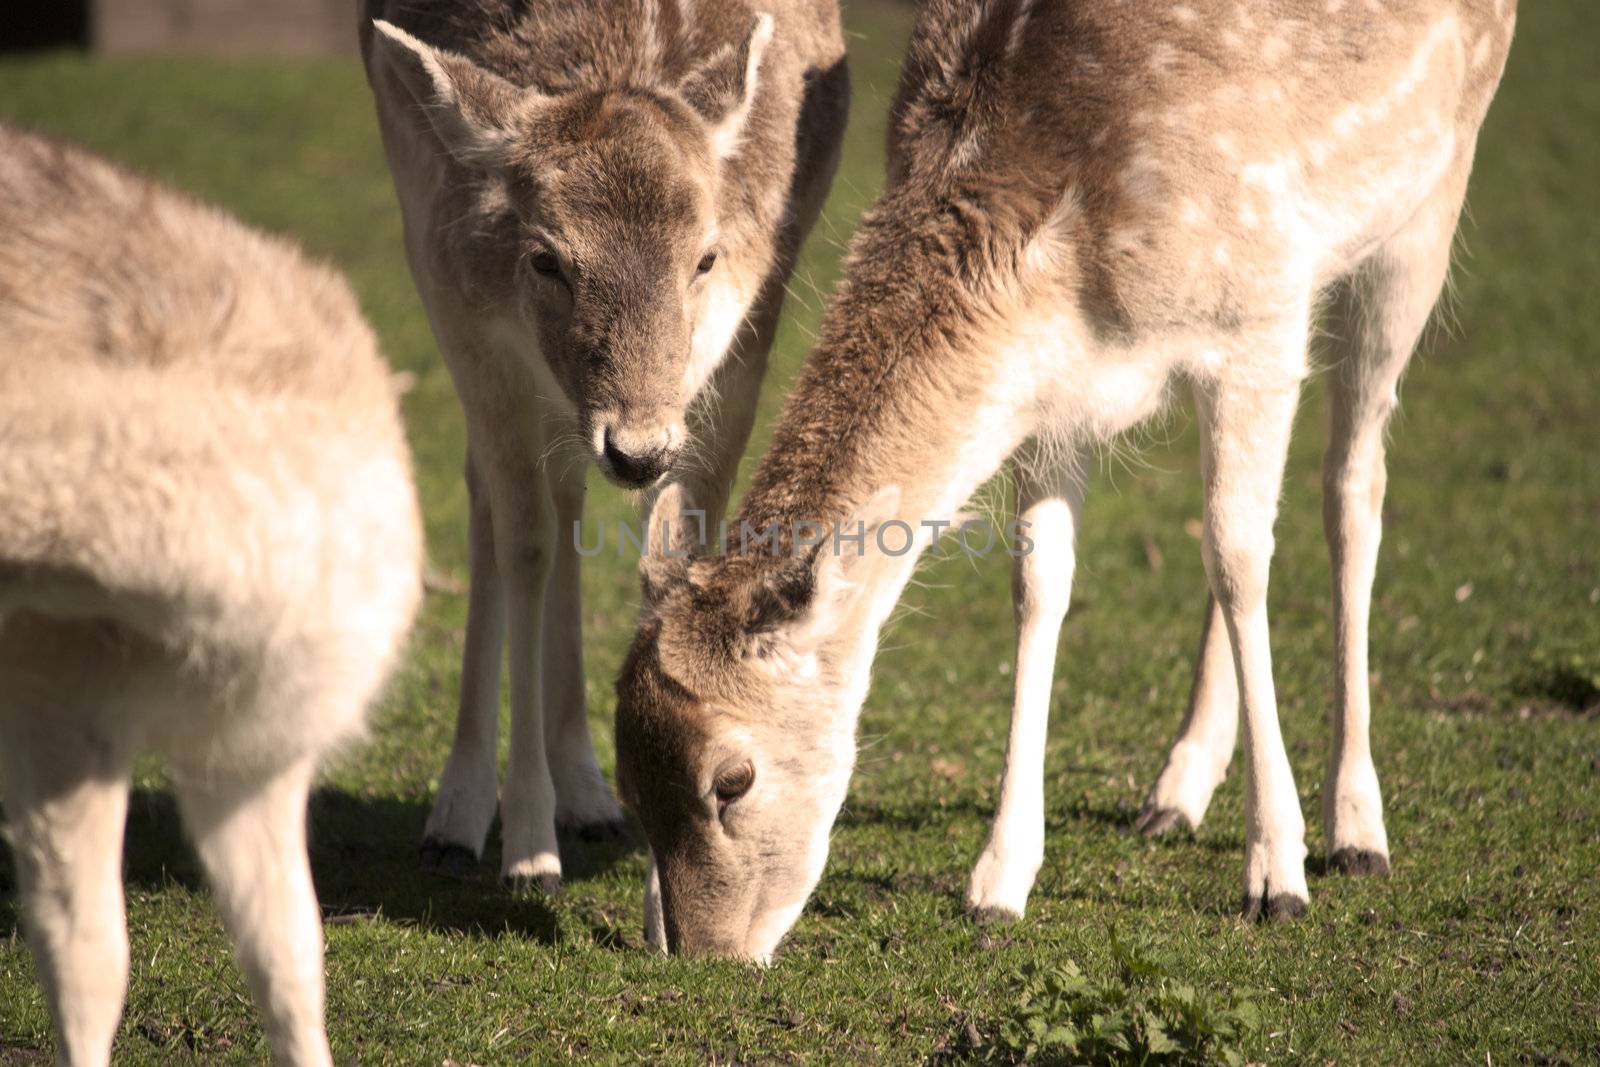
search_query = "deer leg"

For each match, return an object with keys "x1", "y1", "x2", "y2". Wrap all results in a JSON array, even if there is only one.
[
  {"x1": 966, "y1": 442, "x2": 1085, "y2": 921},
  {"x1": 1138, "y1": 590, "x2": 1239, "y2": 836},
  {"x1": 542, "y1": 462, "x2": 625, "y2": 836},
  {"x1": 421, "y1": 449, "x2": 506, "y2": 875},
  {"x1": 1321, "y1": 171, "x2": 1464, "y2": 876},
  {"x1": 0, "y1": 712, "x2": 132, "y2": 1067},
  {"x1": 1196, "y1": 355, "x2": 1309, "y2": 919},
  {"x1": 176, "y1": 759, "x2": 332, "y2": 1067},
  {"x1": 489, "y1": 461, "x2": 562, "y2": 891}
]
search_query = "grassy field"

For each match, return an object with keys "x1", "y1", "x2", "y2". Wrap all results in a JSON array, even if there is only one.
[{"x1": 2, "y1": 2, "x2": 1598, "y2": 1063}]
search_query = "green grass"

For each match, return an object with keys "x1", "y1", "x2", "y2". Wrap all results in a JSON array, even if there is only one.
[{"x1": 2, "y1": 3, "x2": 1598, "y2": 1062}]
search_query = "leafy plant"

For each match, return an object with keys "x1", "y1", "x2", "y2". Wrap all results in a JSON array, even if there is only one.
[{"x1": 955, "y1": 931, "x2": 1262, "y2": 1065}]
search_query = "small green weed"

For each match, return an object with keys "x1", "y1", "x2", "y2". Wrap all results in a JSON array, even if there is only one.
[{"x1": 957, "y1": 932, "x2": 1262, "y2": 1065}]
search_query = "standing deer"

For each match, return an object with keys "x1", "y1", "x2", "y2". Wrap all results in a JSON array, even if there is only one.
[
  {"x1": 614, "y1": 0, "x2": 1516, "y2": 956},
  {"x1": 359, "y1": 0, "x2": 849, "y2": 889},
  {"x1": 0, "y1": 125, "x2": 421, "y2": 1066}
]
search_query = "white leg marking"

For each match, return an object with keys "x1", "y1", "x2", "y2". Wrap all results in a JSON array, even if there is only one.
[
  {"x1": 1197, "y1": 367, "x2": 1310, "y2": 917},
  {"x1": 1139, "y1": 591, "x2": 1239, "y2": 835},
  {"x1": 967, "y1": 444, "x2": 1084, "y2": 921}
]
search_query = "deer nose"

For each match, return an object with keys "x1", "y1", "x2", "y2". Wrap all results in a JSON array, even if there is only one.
[{"x1": 601, "y1": 429, "x2": 673, "y2": 488}]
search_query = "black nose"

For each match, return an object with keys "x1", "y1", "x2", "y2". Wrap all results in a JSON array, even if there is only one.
[{"x1": 602, "y1": 431, "x2": 670, "y2": 488}]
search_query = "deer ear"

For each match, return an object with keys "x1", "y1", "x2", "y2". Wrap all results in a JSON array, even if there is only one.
[
  {"x1": 677, "y1": 13, "x2": 774, "y2": 160},
  {"x1": 639, "y1": 551, "x2": 692, "y2": 614},
  {"x1": 639, "y1": 483, "x2": 700, "y2": 612},
  {"x1": 740, "y1": 550, "x2": 818, "y2": 638},
  {"x1": 371, "y1": 19, "x2": 531, "y2": 167},
  {"x1": 782, "y1": 486, "x2": 904, "y2": 652}
]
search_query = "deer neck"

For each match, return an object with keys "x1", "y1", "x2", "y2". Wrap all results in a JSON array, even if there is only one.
[{"x1": 736, "y1": 185, "x2": 1060, "y2": 681}]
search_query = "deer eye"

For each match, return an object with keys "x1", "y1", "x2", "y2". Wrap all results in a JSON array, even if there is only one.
[
  {"x1": 713, "y1": 760, "x2": 754, "y2": 815},
  {"x1": 530, "y1": 249, "x2": 562, "y2": 277},
  {"x1": 696, "y1": 250, "x2": 718, "y2": 276}
]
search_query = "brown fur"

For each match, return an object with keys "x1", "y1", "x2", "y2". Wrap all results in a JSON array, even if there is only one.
[
  {"x1": 617, "y1": 0, "x2": 1516, "y2": 954},
  {"x1": 360, "y1": 0, "x2": 851, "y2": 885},
  {"x1": 361, "y1": 0, "x2": 846, "y2": 440}
]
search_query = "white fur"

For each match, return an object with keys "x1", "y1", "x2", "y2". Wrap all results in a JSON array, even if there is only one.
[
  {"x1": 1131, "y1": 17, "x2": 1500, "y2": 906},
  {"x1": 707, "y1": 14, "x2": 775, "y2": 161},
  {"x1": 774, "y1": 7, "x2": 1503, "y2": 924},
  {"x1": 686, "y1": 277, "x2": 754, "y2": 397},
  {"x1": 1137, "y1": 595, "x2": 1240, "y2": 833},
  {"x1": 0, "y1": 128, "x2": 421, "y2": 1066},
  {"x1": 967, "y1": 442, "x2": 1084, "y2": 918}
]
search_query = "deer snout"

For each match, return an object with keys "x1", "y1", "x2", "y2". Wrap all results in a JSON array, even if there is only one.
[
  {"x1": 657, "y1": 896, "x2": 790, "y2": 963},
  {"x1": 592, "y1": 418, "x2": 683, "y2": 489},
  {"x1": 661, "y1": 908, "x2": 750, "y2": 960},
  {"x1": 652, "y1": 863, "x2": 759, "y2": 960}
]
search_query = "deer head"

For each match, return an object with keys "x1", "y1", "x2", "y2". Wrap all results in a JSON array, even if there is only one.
[
  {"x1": 614, "y1": 489, "x2": 906, "y2": 959},
  {"x1": 371, "y1": 15, "x2": 773, "y2": 488}
]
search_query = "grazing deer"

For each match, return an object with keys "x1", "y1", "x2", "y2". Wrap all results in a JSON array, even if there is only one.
[
  {"x1": 359, "y1": 0, "x2": 850, "y2": 889},
  {"x1": 614, "y1": 0, "x2": 1516, "y2": 956},
  {"x1": 0, "y1": 125, "x2": 421, "y2": 1065}
]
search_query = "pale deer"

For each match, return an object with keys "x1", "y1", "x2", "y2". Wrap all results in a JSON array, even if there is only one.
[
  {"x1": 613, "y1": 0, "x2": 1517, "y2": 956},
  {"x1": 359, "y1": 0, "x2": 849, "y2": 889},
  {"x1": 0, "y1": 125, "x2": 422, "y2": 1065}
]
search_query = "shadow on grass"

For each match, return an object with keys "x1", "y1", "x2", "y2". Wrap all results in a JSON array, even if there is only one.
[
  {"x1": 1511, "y1": 655, "x2": 1600, "y2": 716},
  {"x1": 0, "y1": 786, "x2": 639, "y2": 945},
  {"x1": 840, "y1": 792, "x2": 1243, "y2": 856}
]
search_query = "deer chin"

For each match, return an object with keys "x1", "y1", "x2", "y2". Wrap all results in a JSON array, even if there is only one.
[
  {"x1": 654, "y1": 865, "x2": 821, "y2": 963},
  {"x1": 743, "y1": 898, "x2": 808, "y2": 964}
]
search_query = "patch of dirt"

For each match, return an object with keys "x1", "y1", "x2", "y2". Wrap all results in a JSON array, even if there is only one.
[{"x1": 0, "y1": 1043, "x2": 51, "y2": 1066}]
